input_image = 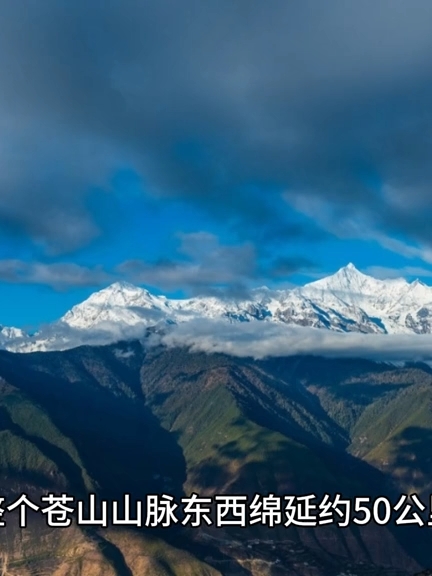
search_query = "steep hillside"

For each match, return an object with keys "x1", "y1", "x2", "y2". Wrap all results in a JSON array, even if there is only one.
[
  {"x1": 140, "y1": 349, "x2": 432, "y2": 572},
  {"x1": 0, "y1": 343, "x2": 430, "y2": 573}
]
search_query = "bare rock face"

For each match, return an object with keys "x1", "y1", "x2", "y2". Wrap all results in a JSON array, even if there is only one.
[{"x1": 405, "y1": 307, "x2": 432, "y2": 333}]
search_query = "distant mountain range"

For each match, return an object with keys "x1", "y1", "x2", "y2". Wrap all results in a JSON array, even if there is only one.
[{"x1": 3, "y1": 263, "x2": 432, "y2": 352}]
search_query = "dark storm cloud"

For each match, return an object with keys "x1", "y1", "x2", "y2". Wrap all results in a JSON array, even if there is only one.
[
  {"x1": 2, "y1": 0, "x2": 432, "y2": 252},
  {"x1": 266, "y1": 256, "x2": 315, "y2": 278},
  {"x1": 0, "y1": 234, "x2": 309, "y2": 292},
  {"x1": 117, "y1": 231, "x2": 258, "y2": 293},
  {"x1": 117, "y1": 232, "x2": 311, "y2": 295},
  {"x1": 0, "y1": 260, "x2": 111, "y2": 289}
]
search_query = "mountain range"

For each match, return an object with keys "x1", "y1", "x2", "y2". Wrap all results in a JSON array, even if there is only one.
[
  {"x1": 1, "y1": 265, "x2": 432, "y2": 573},
  {"x1": 3, "y1": 263, "x2": 432, "y2": 353},
  {"x1": 0, "y1": 341, "x2": 431, "y2": 575}
]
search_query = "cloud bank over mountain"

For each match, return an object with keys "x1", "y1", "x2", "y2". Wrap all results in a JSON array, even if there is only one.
[
  {"x1": 158, "y1": 319, "x2": 432, "y2": 362},
  {"x1": 9, "y1": 316, "x2": 432, "y2": 364}
]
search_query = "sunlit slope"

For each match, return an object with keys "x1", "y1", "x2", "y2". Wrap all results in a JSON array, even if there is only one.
[
  {"x1": 140, "y1": 349, "x2": 421, "y2": 573},
  {"x1": 351, "y1": 382, "x2": 432, "y2": 495},
  {"x1": 141, "y1": 349, "x2": 348, "y2": 496},
  {"x1": 284, "y1": 357, "x2": 432, "y2": 495}
]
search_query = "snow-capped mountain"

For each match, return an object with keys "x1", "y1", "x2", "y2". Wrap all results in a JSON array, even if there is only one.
[
  {"x1": 4, "y1": 263, "x2": 432, "y2": 352},
  {"x1": 62, "y1": 282, "x2": 173, "y2": 329}
]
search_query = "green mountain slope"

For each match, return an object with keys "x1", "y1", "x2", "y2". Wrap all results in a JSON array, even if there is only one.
[{"x1": 0, "y1": 344, "x2": 430, "y2": 574}]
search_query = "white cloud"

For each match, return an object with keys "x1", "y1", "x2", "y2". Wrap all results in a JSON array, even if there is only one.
[
  {"x1": 285, "y1": 192, "x2": 432, "y2": 265},
  {"x1": 113, "y1": 348, "x2": 136, "y2": 359},
  {"x1": 363, "y1": 265, "x2": 432, "y2": 279},
  {"x1": 158, "y1": 319, "x2": 432, "y2": 363}
]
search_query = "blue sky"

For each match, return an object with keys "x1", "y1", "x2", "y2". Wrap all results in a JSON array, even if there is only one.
[
  {"x1": 1, "y1": 177, "x2": 429, "y2": 329},
  {"x1": 1, "y1": 1, "x2": 432, "y2": 328}
]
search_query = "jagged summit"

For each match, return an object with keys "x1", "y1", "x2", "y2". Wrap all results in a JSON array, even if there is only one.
[
  {"x1": 105, "y1": 280, "x2": 142, "y2": 291},
  {"x1": 2, "y1": 263, "x2": 432, "y2": 352},
  {"x1": 336, "y1": 262, "x2": 368, "y2": 278},
  {"x1": 316, "y1": 262, "x2": 384, "y2": 283},
  {"x1": 334, "y1": 262, "x2": 361, "y2": 274},
  {"x1": 93, "y1": 280, "x2": 150, "y2": 295},
  {"x1": 305, "y1": 263, "x2": 411, "y2": 300}
]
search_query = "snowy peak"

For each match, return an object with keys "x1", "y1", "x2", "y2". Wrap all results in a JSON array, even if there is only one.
[
  {"x1": 334, "y1": 262, "x2": 362, "y2": 277},
  {"x1": 84, "y1": 281, "x2": 154, "y2": 305},
  {"x1": 61, "y1": 281, "x2": 172, "y2": 331},
  {"x1": 52, "y1": 262, "x2": 432, "y2": 339},
  {"x1": 306, "y1": 263, "x2": 383, "y2": 294},
  {"x1": 3, "y1": 262, "x2": 432, "y2": 352}
]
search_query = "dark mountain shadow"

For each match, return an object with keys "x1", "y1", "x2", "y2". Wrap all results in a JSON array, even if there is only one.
[
  {"x1": 404, "y1": 362, "x2": 432, "y2": 375},
  {"x1": 178, "y1": 418, "x2": 422, "y2": 571},
  {"x1": 226, "y1": 365, "x2": 350, "y2": 449},
  {"x1": 258, "y1": 355, "x2": 393, "y2": 386},
  {"x1": 390, "y1": 426, "x2": 432, "y2": 495},
  {"x1": 83, "y1": 529, "x2": 134, "y2": 576},
  {"x1": 0, "y1": 405, "x2": 87, "y2": 496},
  {"x1": 0, "y1": 349, "x2": 187, "y2": 502}
]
